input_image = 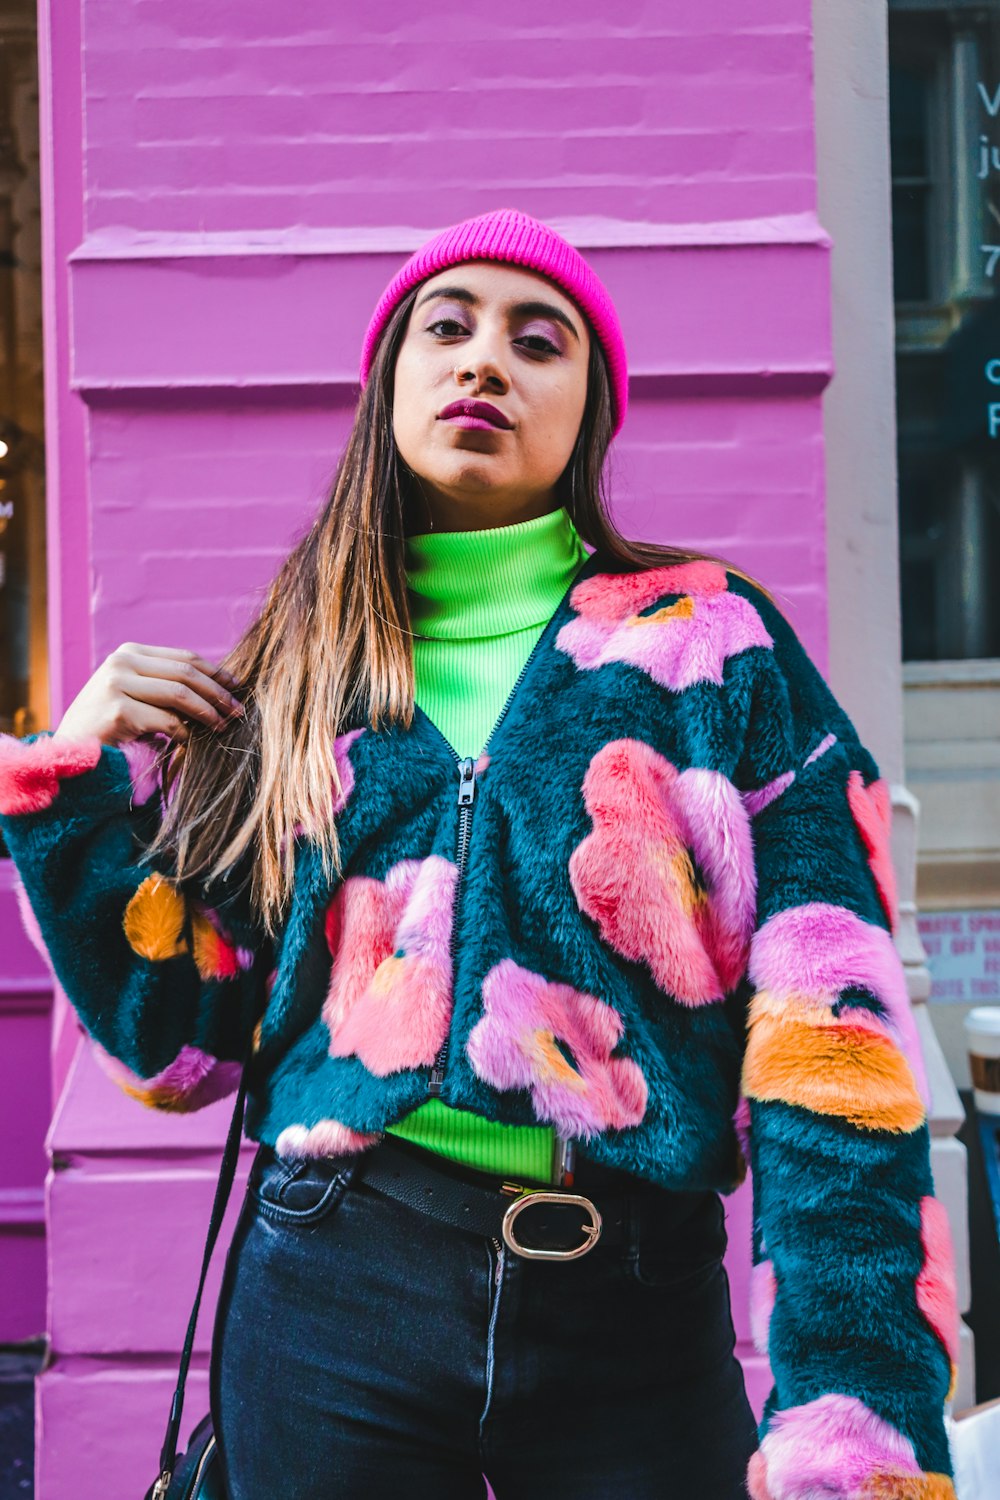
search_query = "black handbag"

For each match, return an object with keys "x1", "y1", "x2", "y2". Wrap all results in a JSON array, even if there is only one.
[{"x1": 144, "y1": 1024, "x2": 256, "y2": 1500}]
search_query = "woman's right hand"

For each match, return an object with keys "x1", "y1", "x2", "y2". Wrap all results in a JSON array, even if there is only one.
[{"x1": 50, "y1": 643, "x2": 246, "y2": 746}]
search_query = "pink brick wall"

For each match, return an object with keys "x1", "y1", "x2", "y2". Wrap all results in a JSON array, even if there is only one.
[
  {"x1": 27, "y1": 2, "x2": 830, "y2": 1493},
  {"x1": 81, "y1": 1, "x2": 816, "y2": 233}
]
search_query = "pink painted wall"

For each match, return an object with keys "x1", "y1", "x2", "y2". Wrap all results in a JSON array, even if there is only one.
[
  {"x1": 27, "y1": 2, "x2": 830, "y2": 1493},
  {"x1": 0, "y1": 864, "x2": 51, "y2": 1340}
]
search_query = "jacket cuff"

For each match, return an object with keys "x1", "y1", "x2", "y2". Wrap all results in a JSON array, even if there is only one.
[
  {"x1": 746, "y1": 1393, "x2": 956, "y2": 1499},
  {"x1": 90, "y1": 1039, "x2": 244, "y2": 1113},
  {"x1": 0, "y1": 731, "x2": 104, "y2": 816}
]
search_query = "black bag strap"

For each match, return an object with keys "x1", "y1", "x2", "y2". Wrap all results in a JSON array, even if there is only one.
[{"x1": 154, "y1": 955, "x2": 269, "y2": 1487}]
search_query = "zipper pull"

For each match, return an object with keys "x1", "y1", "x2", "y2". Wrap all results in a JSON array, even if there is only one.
[{"x1": 458, "y1": 756, "x2": 476, "y2": 806}]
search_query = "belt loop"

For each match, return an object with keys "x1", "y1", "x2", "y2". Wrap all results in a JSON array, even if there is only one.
[
  {"x1": 552, "y1": 1133, "x2": 577, "y2": 1187},
  {"x1": 623, "y1": 1186, "x2": 643, "y2": 1271}
]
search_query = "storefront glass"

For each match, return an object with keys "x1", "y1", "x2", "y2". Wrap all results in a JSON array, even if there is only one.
[
  {"x1": 0, "y1": 8, "x2": 47, "y2": 844},
  {"x1": 889, "y1": 2, "x2": 1000, "y2": 661}
]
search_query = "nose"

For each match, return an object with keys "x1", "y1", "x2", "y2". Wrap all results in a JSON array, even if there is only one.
[{"x1": 453, "y1": 334, "x2": 510, "y2": 393}]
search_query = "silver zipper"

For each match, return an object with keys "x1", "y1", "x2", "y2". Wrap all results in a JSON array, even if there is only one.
[
  {"x1": 479, "y1": 1235, "x2": 506, "y2": 1435},
  {"x1": 425, "y1": 551, "x2": 593, "y2": 1099},
  {"x1": 192, "y1": 1434, "x2": 216, "y2": 1489},
  {"x1": 426, "y1": 647, "x2": 541, "y2": 1097},
  {"x1": 428, "y1": 753, "x2": 475, "y2": 1094}
]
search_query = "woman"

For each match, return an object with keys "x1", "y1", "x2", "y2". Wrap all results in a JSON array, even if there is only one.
[{"x1": 0, "y1": 209, "x2": 959, "y2": 1499}]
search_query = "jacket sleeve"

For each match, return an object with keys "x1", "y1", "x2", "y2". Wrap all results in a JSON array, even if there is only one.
[
  {"x1": 0, "y1": 729, "x2": 272, "y2": 1112},
  {"x1": 731, "y1": 588, "x2": 960, "y2": 1499}
]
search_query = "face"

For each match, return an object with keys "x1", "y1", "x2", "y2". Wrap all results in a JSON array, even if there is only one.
[{"x1": 391, "y1": 260, "x2": 591, "y2": 532}]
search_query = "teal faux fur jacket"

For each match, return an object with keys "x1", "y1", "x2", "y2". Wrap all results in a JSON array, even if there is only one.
[{"x1": 0, "y1": 550, "x2": 959, "y2": 1497}]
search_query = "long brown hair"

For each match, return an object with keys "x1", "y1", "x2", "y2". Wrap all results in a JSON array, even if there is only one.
[{"x1": 144, "y1": 281, "x2": 776, "y2": 936}]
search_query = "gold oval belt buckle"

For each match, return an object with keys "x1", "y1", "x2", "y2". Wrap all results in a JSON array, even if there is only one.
[{"x1": 500, "y1": 1188, "x2": 603, "y2": 1261}]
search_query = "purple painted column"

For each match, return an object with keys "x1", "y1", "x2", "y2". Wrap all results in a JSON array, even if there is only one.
[
  {"x1": 0, "y1": 863, "x2": 51, "y2": 1340},
  {"x1": 30, "y1": 3, "x2": 830, "y2": 1493},
  {"x1": 35, "y1": 0, "x2": 92, "y2": 1107},
  {"x1": 0, "y1": 0, "x2": 91, "y2": 1348}
]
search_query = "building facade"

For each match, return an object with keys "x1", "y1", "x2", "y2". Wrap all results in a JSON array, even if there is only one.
[
  {"x1": 886, "y1": 1, "x2": 1000, "y2": 1095},
  {"x1": 0, "y1": 1, "x2": 976, "y2": 1493}
]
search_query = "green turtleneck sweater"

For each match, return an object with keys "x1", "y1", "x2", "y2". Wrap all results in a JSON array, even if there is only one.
[{"x1": 384, "y1": 505, "x2": 589, "y2": 1183}]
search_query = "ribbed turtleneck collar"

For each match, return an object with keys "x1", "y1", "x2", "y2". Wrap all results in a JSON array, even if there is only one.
[{"x1": 404, "y1": 506, "x2": 589, "y2": 641}]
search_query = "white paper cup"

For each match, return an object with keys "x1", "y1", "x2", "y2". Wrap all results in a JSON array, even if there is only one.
[{"x1": 964, "y1": 1006, "x2": 1000, "y2": 1115}]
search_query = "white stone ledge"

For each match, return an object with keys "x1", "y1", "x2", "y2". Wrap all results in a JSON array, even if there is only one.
[{"x1": 69, "y1": 211, "x2": 832, "y2": 262}]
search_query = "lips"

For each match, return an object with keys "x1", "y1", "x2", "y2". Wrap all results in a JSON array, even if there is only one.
[{"x1": 437, "y1": 399, "x2": 512, "y2": 429}]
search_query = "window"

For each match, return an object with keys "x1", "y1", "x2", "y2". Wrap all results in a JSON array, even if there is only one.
[
  {"x1": 889, "y1": 4, "x2": 1000, "y2": 661},
  {"x1": 0, "y1": 11, "x2": 48, "y2": 860}
]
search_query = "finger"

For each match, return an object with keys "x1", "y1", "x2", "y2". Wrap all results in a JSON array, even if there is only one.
[
  {"x1": 150, "y1": 651, "x2": 243, "y2": 696},
  {"x1": 210, "y1": 663, "x2": 242, "y2": 693},
  {"x1": 114, "y1": 645, "x2": 244, "y2": 703},
  {"x1": 116, "y1": 702, "x2": 191, "y2": 743},
  {"x1": 116, "y1": 651, "x2": 245, "y2": 720},
  {"x1": 113, "y1": 645, "x2": 242, "y2": 700},
  {"x1": 114, "y1": 671, "x2": 233, "y2": 731}
]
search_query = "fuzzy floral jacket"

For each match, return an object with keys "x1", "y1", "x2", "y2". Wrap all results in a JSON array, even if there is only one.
[{"x1": 0, "y1": 550, "x2": 960, "y2": 1498}]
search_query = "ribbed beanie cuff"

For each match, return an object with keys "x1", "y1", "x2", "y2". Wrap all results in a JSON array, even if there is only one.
[{"x1": 358, "y1": 207, "x2": 628, "y2": 436}]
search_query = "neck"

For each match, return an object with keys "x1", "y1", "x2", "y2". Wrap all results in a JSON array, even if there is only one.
[
  {"x1": 405, "y1": 491, "x2": 560, "y2": 535},
  {"x1": 404, "y1": 505, "x2": 589, "y2": 641}
]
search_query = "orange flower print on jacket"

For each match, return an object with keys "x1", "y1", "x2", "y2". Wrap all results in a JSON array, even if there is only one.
[
  {"x1": 323, "y1": 855, "x2": 458, "y2": 1075},
  {"x1": 466, "y1": 958, "x2": 648, "y2": 1140},
  {"x1": 105, "y1": 875, "x2": 255, "y2": 1112},
  {"x1": 569, "y1": 739, "x2": 757, "y2": 1004},
  {"x1": 122, "y1": 873, "x2": 254, "y2": 980}
]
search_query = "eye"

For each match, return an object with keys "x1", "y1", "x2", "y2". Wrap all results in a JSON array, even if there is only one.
[
  {"x1": 427, "y1": 318, "x2": 469, "y2": 337},
  {"x1": 517, "y1": 334, "x2": 559, "y2": 355},
  {"x1": 426, "y1": 318, "x2": 559, "y2": 355}
]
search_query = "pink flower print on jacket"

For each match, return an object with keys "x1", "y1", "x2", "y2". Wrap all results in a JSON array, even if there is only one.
[
  {"x1": 323, "y1": 855, "x2": 458, "y2": 1075},
  {"x1": 0, "y1": 732, "x2": 102, "y2": 816},
  {"x1": 92, "y1": 1041, "x2": 242, "y2": 1114},
  {"x1": 555, "y1": 560, "x2": 773, "y2": 690},
  {"x1": 118, "y1": 735, "x2": 169, "y2": 808},
  {"x1": 275, "y1": 1118, "x2": 382, "y2": 1159},
  {"x1": 846, "y1": 769, "x2": 899, "y2": 933},
  {"x1": 745, "y1": 1392, "x2": 955, "y2": 1500},
  {"x1": 466, "y1": 958, "x2": 647, "y2": 1140},
  {"x1": 332, "y1": 728, "x2": 365, "y2": 815},
  {"x1": 916, "y1": 1194, "x2": 961, "y2": 1403},
  {"x1": 569, "y1": 739, "x2": 757, "y2": 1004},
  {"x1": 285, "y1": 727, "x2": 365, "y2": 847}
]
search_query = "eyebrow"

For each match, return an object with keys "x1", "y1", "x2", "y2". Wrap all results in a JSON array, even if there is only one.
[{"x1": 413, "y1": 285, "x2": 581, "y2": 344}]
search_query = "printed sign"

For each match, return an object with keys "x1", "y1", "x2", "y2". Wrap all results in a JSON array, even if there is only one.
[{"x1": 917, "y1": 909, "x2": 1000, "y2": 1003}]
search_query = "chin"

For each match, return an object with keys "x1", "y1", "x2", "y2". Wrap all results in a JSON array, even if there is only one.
[{"x1": 430, "y1": 459, "x2": 508, "y2": 494}]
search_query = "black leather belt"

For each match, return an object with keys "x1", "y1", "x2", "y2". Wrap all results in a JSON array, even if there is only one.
[{"x1": 353, "y1": 1135, "x2": 630, "y2": 1261}]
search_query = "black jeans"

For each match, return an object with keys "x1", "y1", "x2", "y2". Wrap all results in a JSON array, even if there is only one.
[{"x1": 211, "y1": 1141, "x2": 759, "y2": 1499}]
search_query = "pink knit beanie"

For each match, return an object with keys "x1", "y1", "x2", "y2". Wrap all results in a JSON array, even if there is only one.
[{"x1": 358, "y1": 207, "x2": 628, "y2": 436}]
